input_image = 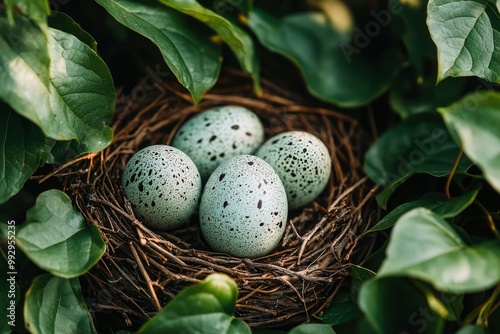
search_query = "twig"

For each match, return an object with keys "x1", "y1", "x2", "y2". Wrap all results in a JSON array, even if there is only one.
[{"x1": 129, "y1": 242, "x2": 162, "y2": 312}]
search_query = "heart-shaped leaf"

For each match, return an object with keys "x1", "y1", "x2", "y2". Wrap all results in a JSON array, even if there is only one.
[
  {"x1": 157, "y1": 0, "x2": 259, "y2": 88},
  {"x1": 17, "y1": 190, "x2": 106, "y2": 278},
  {"x1": 288, "y1": 324, "x2": 336, "y2": 334},
  {"x1": 427, "y1": 0, "x2": 500, "y2": 83},
  {"x1": 366, "y1": 184, "x2": 480, "y2": 233},
  {"x1": 0, "y1": 107, "x2": 47, "y2": 204},
  {"x1": 438, "y1": 90, "x2": 500, "y2": 193},
  {"x1": 248, "y1": 9, "x2": 402, "y2": 107},
  {"x1": 96, "y1": 0, "x2": 222, "y2": 103},
  {"x1": 24, "y1": 274, "x2": 96, "y2": 334},
  {"x1": 379, "y1": 208, "x2": 500, "y2": 293},
  {"x1": 364, "y1": 113, "x2": 473, "y2": 209},
  {"x1": 0, "y1": 12, "x2": 114, "y2": 154},
  {"x1": 138, "y1": 273, "x2": 245, "y2": 333}
]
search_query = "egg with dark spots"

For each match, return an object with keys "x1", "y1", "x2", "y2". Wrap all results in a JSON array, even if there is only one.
[
  {"x1": 121, "y1": 145, "x2": 202, "y2": 230},
  {"x1": 171, "y1": 105, "x2": 264, "y2": 182},
  {"x1": 199, "y1": 155, "x2": 288, "y2": 258},
  {"x1": 256, "y1": 131, "x2": 331, "y2": 209}
]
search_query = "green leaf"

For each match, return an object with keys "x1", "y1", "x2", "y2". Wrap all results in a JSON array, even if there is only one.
[
  {"x1": 45, "y1": 27, "x2": 115, "y2": 152},
  {"x1": 389, "y1": 69, "x2": 467, "y2": 118},
  {"x1": 140, "y1": 313, "x2": 236, "y2": 334},
  {"x1": 455, "y1": 325, "x2": 488, "y2": 334},
  {"x1": 4, "y1": 0, "x2": 50, "y2": 26},
  {"x1": 315, "y1": 291, "x2": 361, "y2": 326},
  {"x1": 210, "y1": 0, "x2": 252, "y2": 14},
  {"x1": 157, "y1": 0, "x2": 259, "y2": 88},
  {"x1": 248, "y1": 9, "x2": 402, "y2": 107},
  {"x1": 359, "y1": 277, "x2": 445, "y2": 334},
  {"x1": 0, "y1": 10, "x2": 50, "y2": 89},
  {"x1": 438, "y1": 90, "x2": 500, "y2": 193},
  {"x1": 427, "y1": 0, "x2": 500, "y2": 83},
  {"x1": 17, "y1": 190, "x2": 106, "y2": 278},
  {"x1": 0, "y1": 12, "x2": 115, "y2": 154},
  {"x1": 96, "y1": 0, "x2": 222, "y2": 103},
  {"x1": 398, "y1": 0, "x2": 436, "y2": 76},
  {"x1": 288, "y1": 324, "x2": 335, "y2": 334},
  {"x1": 48, "y1": 12, "x2": 97, "y2": 51},
  {"x1": 228, "y1": 318, "x2": 252, "y2": 334},
  {"x1": 378, "y1": 208, "x2": 500, "y2": 293},
  {"x1": 43, "y1": 138, "x2": 79, "y2": 164},
  {"x1": 366, "y1": 185, "x2": 481, "y2": 233},
  {"x1": 351, "y1": 265, "x2": 376, "y2": 300},
  {"x1": 0, "y1": 107, "x2": 47, "y2": 204},
  {"x1": 24, "y1": 274, "x2": 96, "y2": 334},
  {"x1": 364, "y1": 113, "x2": 473, "y2": 209},
  {"x1": 138, "y1": 273, "x2": 240, "y2": 333}
]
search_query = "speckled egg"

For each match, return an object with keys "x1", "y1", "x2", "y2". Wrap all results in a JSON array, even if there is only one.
[
  {"x1": 256, "y1": 131, "x2": 331, "y2": 210},
  {"x1": 121, "y1": 145, "x2": 202, "y2": 230},
  {"x1": 171, "y1": 105, "x2": 265, "y2": 182},
  {"x1": 199, "y1": 155, "x2": 288, "y2": 258}
]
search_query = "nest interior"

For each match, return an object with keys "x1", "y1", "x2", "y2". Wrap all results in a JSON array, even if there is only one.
[{"x1": 62, "y1": 69, "x2": 379, "y2": 329}]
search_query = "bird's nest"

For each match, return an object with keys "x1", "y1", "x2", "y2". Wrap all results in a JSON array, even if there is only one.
[{"x1": 59, "y1": 68, "x2": 379, "y2": 329}]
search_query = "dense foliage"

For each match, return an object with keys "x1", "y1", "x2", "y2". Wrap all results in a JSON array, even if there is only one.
[{"x1": 1, "y1": 0, "x2": 499, "y2": 333}]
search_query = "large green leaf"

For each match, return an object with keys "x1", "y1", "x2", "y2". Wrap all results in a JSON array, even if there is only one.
[
  {"x1": 248, "y1": 9, "x2": 402, "y2": 107},
  {"x1": 48, "y1": 12, "x2": 97, "y2": 51},
  {"x1": 140, "y1": 313, "x2": 242, "y2": 334},
  {"x1": 0, "y1": 10, "x2": 50, "y2": 90},
  {"x1": 438, "y1": 90, "x2": 500, "y2": 193},
  {"x1": 138, "y1": 273, "x2": 246, "y2": 333},
  {"x1": 0, "y1": 107, "x2": 47, "y2": 204},
  {"x1": 157, "y1": 0, "x2": 259, "y2": 87},
  {"x1": 4, "y1": 0, "x2": 49, "y2": 26},
  {"x1": 96, "y1": 0, "x2": 222, "y2": 103},
  {"x1": 378, "y1": 208, "x2": 500, "y2": 293},
  {"x1": 288, "y1": 324, "x2": 335, "y2": 334},
  {"x1": 427, "y1": 0, "x2": 500, "y2": 83},
  {"x1": 0, "y1": 12, "x2": 114, "y2": 153},
  {"x1": 364, "y1": 113, "x2": 473, "y2": 209},
  {"x1": 17, "y1": 190, "x2": 106, "y2": 278},
  {"x1": 24, "y1": 274, "x2": 96, "y2": 334},
  {"x1": 366, "y1": 185, "x2": 480, "y2": 233},
  {"x1": 359, "y1": 277, "x2": 445, "y2": 334}
]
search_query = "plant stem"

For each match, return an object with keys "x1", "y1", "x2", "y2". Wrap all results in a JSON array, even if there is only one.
[
  {"x1": 445, "y1": 149, "x2": 464, "y2": 200},
  {"x1": 474, "y1": 200, "x2": 500, "y2": 239},
  {"x1": 462, "y1": 284, "x2": 500, "y2": 327},
  {"x1": 476, "y1": 284, "x2": 500, "y2": 326}
]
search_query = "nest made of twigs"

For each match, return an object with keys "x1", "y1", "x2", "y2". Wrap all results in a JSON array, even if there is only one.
[{"x1": 60, "y1": 68, "x2": 378, "y2": 329}]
